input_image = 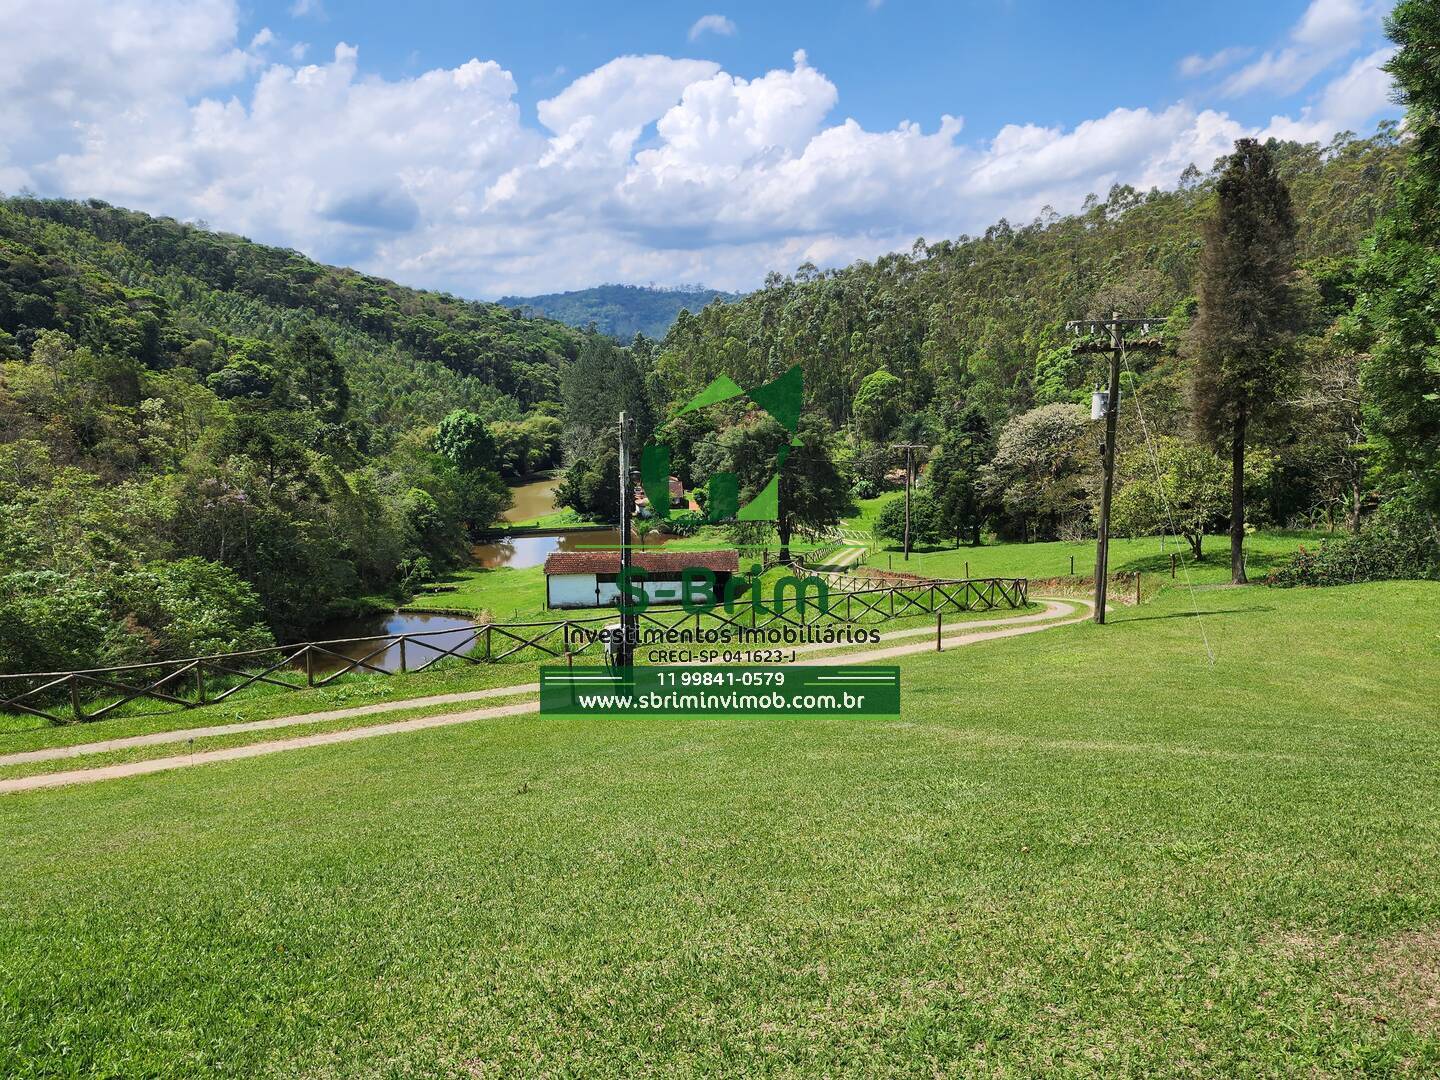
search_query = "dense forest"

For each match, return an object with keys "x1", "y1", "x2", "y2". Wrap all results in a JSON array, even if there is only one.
[
  {"x1": 0, "y1": 198, "x2": 582, "y2": 671},
  {"x1": 5, "y1": 5, "x2": 1440, "y2": 676},
  {"x1": 556, "y1": 125, "x2": 1416, "y2": 546},
  {"x1": 500, "y1": 284, "x2": 740, "y2": 339}
]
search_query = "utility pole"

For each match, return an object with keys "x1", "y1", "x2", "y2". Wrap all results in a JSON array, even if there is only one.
[
  {"x1": 617, "y1": 411, "x2": 636, "y2": 666},
  {"x1": 1065, "y1": 313, "x2": 1167, "y2": 624},
  {"x1": 890, "y1": 442, "x2": 928, "y2": 561}
]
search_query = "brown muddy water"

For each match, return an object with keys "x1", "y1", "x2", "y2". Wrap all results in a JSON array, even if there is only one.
[
  {"x1": 472, "y1": 528, "x2": 673, "y2": 570},
  {"x1": 502, "y1": 474, "x2": 561, "y2": 522}
]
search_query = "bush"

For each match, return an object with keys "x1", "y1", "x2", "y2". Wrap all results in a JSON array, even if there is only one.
[
  {"x1": 0, "y1": 571, "x2": 134, "y2": 674},
  {"x1": 118, "y1": 558, "x2": 276, "y2": 657},
  {"x1": 1268, "y1": 497, "x2": 1440, "y2": 586},
  {"x1": 875, "y1": 493, "x2": 945, "y2": 547}
]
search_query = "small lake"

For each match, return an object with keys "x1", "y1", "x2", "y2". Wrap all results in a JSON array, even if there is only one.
[
  {"x1": 302, "y1": 610, "x2": 478, "y2": 674},
  {"x1": 503, "y1": 474, "x2": 562, "y2": 523},
  {"x1": 473, "y1": 528, "x2": 674, "y2": 570}
]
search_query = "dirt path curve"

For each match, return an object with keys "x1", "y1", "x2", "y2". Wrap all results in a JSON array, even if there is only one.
[{"x1": 0, "y1": 598, "x2": 1089, "y2": 794}]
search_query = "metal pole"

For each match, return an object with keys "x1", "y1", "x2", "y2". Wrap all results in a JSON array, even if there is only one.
[
  {"x1": 617, "y1": 411, "x2": 636, "y2": 668},
  {"x1": 1094, "y1": 312, "x2": 1121, "y2": 625}
]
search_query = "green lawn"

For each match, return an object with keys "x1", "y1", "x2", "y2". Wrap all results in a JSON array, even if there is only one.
[
  {"x1": 845, "y1": 491, "x2": 903, "y2": 534},
  {"x1": 501, "y1": 507, "x2": 585, "y2": 530},
  {"x1": 860, "y1": 528, "x2": 1323, "y2": 585},
  {"x1": 2, "y1": 580, "x2": 1438, "y2": 1074}
]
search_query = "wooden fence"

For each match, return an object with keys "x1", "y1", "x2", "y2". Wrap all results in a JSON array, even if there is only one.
[{"x1": 0, "y1": 576, "x2": 1027, "y2": 725}]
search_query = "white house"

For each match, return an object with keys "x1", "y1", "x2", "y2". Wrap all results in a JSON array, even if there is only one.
[{"x1": 543, "y1": 549, "x2": 740, "y2": 609}]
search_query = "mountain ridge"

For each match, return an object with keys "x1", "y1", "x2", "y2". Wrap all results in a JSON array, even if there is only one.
[{"x1": 500, "y1": 283, "x2": 741, "y2": 339}]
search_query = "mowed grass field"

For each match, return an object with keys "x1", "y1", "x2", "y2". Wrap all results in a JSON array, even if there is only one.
[
  {"x1": 848, "y1": 493, "x2": 1321, "y2": 585},
  {"x1": 2, "y1": 579, "x2": 1438, "y2": 1075}
]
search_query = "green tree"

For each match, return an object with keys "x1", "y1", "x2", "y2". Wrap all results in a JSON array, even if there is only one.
[
  {"x1": 1110, "y1": 437, "x2": 1235, "y2": 560},
  {"x1": 978, "y1": 404, "x2": 1091, "y2": 541},
  {"x1": 874, "y1": 492, "x2": 944, "y2": 548},
  {"x1": 555, "y1": 448, "x2": 620, "y2": 522},
  {"x1": 435, "y1": 410, "x2": 498, "y2": 472},
  {"x1": 777, "y1": 415, "x2": 856, "y2": 562},
  {"x1": 1187, "y1": 138, "x2": 1303, "y2": 582},
  {"x1": 1355, "y1": 1, "x2": 1440, "y2": 522},
  {"x1": 281, "y1": 327, "x2": 350, "y2": 427},
  {"x1": 852, "y1": 369, "x2": 903, "y2": 442}
]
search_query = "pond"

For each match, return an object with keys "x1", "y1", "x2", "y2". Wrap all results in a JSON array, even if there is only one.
[
  {"x1": 301, "y1": 610, "x2": 479, "y2": 674},
  {"x1": 472, "y1": 528, "x2": 674, "y2": 570},
  {"x1": 502, "y1": 474, "x2": 562, "y2": 523}
]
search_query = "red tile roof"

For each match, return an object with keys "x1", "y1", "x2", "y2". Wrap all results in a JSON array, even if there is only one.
[{"x1": 543, "y1": 549, "x2": 739, "y2": 575}]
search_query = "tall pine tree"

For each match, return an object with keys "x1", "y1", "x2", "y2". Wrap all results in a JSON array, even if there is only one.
[{"x1": 1188, "y1": 138, "x2": 1302, "y2": 583}]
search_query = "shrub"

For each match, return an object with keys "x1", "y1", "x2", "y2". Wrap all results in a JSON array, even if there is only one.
[
  {"x1": 875, "y1": 493, "x2": 945, "y2": 547},
  {"x1": 1268, "y1": 497, "x2": 1440, "y2": 586}
]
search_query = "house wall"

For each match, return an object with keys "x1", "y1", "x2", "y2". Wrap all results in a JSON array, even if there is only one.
[{"x1": 545, "y1": 572, "x2": 733, "y2": 609}]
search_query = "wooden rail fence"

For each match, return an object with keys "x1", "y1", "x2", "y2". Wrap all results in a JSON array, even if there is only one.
[{"x1": 0, "y1": 576, "x2": 1027, "y2": 725}]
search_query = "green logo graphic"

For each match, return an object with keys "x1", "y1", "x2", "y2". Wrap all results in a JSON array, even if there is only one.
[{"x1": 640, "y1": 364, "x2": 803, "y2": 523}]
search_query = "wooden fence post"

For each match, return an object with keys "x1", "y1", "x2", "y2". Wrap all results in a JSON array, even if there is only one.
[
  {"x1": 936, "y1": 612, "x2": 942, "y2": 652},
  {"x1": 1170, "y1": 553, "x2": 1176, "y2": 578},
  {"x1": 196, "y1": 662, "x2": 206, "y2": 706},
  {"x1": 398, "y1": 635, "x2": 407, "y2": 674},
  {"x1": 70, "y1": 675, "x2": 82, "y2": 722},
  {"x1": 1135, "y1": 572, "x2": 1141, "y2": 606},
  {"x1": 305, "y1": 647, "x2": 314, "y2": 687}
]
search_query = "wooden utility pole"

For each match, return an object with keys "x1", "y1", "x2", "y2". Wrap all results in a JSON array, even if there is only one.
[
  {"x1": 890, "y1": 442, "x2": 928, "y2": 561},
  {"x1": 617, "y1": 411, "x2": 636, "y2": 666},
  {"x1": 1065, "y1": 313, "x2": 1167, "y2": 624}
]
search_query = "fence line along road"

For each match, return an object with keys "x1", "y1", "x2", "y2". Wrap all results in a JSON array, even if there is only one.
[{"x1": 0, "y1": 576, "x2": 1028, "y2": 726}]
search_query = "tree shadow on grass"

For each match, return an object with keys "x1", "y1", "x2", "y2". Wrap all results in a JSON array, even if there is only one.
[
  {"x1": 1114, "y1": 550, "x2": 1295, "y2": 576},
  {"x1": 1115, "y1": 607, "x2": 1273, "y2": 622}
]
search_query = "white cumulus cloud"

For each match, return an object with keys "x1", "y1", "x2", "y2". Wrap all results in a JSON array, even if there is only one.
[
  {"x1": 1222, "y1": 0, "x2": 1376, "y2": 96},
  {"x1": 688, "y1": 14, "x2": 737, "y2": 42},
  {"x1": 0, "y1": 0, "x2": 1405, "y2": 297}
]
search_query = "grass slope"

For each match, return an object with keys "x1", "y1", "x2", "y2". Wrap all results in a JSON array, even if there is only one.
[{"x1": 2, "y1": 581, "x2": 1438, "y2": 1075}]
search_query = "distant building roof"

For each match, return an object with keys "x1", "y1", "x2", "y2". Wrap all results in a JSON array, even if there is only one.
[
  {"x1": 636, "y1": 475, "x2": 687, "y2": 506},
  {"x1": 543, "y1": 549, "x2": 739, "y2": 575}
]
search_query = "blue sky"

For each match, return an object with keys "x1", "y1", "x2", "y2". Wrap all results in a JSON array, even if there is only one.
[
  {"x1": 1, "y1": 1, "x2": 1400, "y2": 297},
  {"x1": 253, "y1": 1, "x2": 1313, "y2": 141}
]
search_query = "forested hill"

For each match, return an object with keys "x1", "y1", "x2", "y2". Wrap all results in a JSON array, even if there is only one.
[
  {"x1": 0, "y1": 196, "x2": 584, "y2": 666},
  {"x1": 514, "y1": 125, "x2": 1430, "y2": 556},
  {"x1": 0, "y1": 197, "x2": 584, "y2": 430},
  {"x1": 653, "y1": 129, "x2": 1406, "y2": 432},
  {"x1": 500, "y1": 283, "x2": 739, "y2": 339}
]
